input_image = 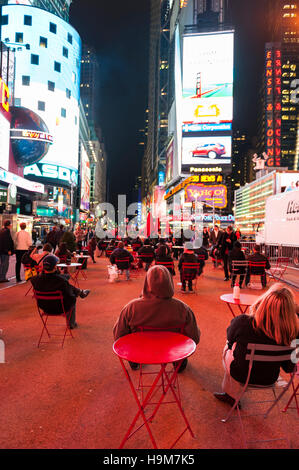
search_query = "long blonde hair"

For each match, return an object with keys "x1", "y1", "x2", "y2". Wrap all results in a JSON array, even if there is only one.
[{"x1": 249, "y1": 283, "x2": 299, "y2": 345}]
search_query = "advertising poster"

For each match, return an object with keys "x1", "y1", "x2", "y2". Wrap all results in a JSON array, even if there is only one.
[
  {"x1": 182, "y1": 136, "x2": 232, "y2": 166},
  {"x1": 182, "y1": 32, "x2": 234, "y2": 132}
]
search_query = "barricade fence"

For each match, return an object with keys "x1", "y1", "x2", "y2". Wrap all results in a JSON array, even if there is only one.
[{"x1": 240, "y1": 242, "x2": 299, "y2": 269}]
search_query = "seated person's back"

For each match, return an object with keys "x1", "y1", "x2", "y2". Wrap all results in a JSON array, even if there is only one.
[{"x1": 113, "y1": 265, "x2": 199, "y2": 344}]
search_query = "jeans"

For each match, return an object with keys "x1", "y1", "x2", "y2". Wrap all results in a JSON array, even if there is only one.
[{"x1": 0, "y1": 254, "x2": 9, "y2": 281}]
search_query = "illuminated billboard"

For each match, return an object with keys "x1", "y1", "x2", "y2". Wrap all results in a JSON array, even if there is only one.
[
  {"x1": 182, "y1": 136, "x2": 232, "y2": 166},
  {"x1": 80, "y1": 144, "x2": 90, "y2": 210},
  {"x1": 184, "y1": 184, "x2": 227, "y2": 209},
  {"x1": 1, "y1": 4, "x2": 81, "y2": 186},
  {"x1": 182, "y1": 32, "x2": 234, "y2": 132}
]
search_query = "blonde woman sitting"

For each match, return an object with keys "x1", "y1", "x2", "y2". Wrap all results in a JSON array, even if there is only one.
[{"x1": 214, "y1": 283, "x2": 299, "y2": 407}]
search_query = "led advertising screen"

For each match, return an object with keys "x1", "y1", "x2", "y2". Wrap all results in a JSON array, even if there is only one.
[
  {"x1": 182, "y1": 32, "x2": 234, "y2": 133},
  {"x1": 80, "y1": 144, "x2": 90, "y2": 211},
  {"x1": 184, "y1": 184, "x2": 227, "y2": 209},
  {"x1": 181, "y1": 135, "x2": 232, "y2": 166},
  {"x1": 1, "y1": 5, "x2": 81, "y2": 187}
]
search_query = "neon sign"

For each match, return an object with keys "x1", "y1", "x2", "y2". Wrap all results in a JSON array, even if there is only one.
[
  {"x1": 265, "y1": 44, "x2": 281, "y2": 166},
  {"x1": 10, "y1": 129, "x2": 53, "y2": 144},
  {"x1": 24, "y1": 163, "x2": 78, "y2": 185},
  {"x1": 0, "y1": 77, "x2": 9, "y2": 113},
  {"x1": 184, "y1": 184, "x2": 227, "y2": 209}
]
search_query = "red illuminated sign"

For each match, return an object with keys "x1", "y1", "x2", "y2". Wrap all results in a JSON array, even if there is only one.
[
  {"x1": 10, "y1": 129, "x2": 53, "y2": 144},
  {"x1": 265, "y1": 44, "x2": 281, "y2": 166}
]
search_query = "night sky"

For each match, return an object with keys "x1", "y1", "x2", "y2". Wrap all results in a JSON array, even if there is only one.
[{"x1": 70, "y1": 0, "x2": 269, "y2": 204}]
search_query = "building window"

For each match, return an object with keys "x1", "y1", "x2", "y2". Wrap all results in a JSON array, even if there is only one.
[
  {"x1": 31, "y1": 54, "x2": 39, "y2": 65},
  {"x1": 22, "y1": 75, "x2": 30, "y2": 86},
  {"x1": 61, "y1": 108, "x2": 66, "y2": 118},
  {"x1": 75, "y1": 116, "x2": 77, "y2": 125},
  {"x1": 1, "y1": 15, "x2": 8, "y2": 25},
  {"x1": 54, "y1": 61, "x2": 61, "y2": 73},
  {"x1": 48, "y1": 81, "x2": 55, "y2": 92},
  {"x1": 67, "y1": 33, "x2": 73, "y2": 44},
  {"x1": 14, "y1": 98, "x2": 21, "y2": 106},
  {"x1": 66, "y1": 88, "x2": 71, "y2": 99},
  {"x1": 15, "y1": 32, "x2": 23, "y2": 43},
  {"x1": 38, "y1": 101, "x2": 45, "y2": 111},
  {"x1": 40, "y1": 36, "x2": 47, "y2": 48},
  {"x1": 62, "y1": 46, "x2": 68, "y2": 58},
  {"x1": 49, "y1": 22, "x2": 57, "y2": 34},
  {"x1": 24, "y1": 15, "x2": 32, "y2": 26}
]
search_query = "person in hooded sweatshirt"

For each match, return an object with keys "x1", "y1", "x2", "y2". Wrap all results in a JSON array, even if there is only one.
[{"x1": 113, "y1": 265, "x2": 200, "y2": 371}]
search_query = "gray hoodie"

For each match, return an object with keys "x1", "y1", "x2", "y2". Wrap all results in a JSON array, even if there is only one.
[{"x1": 113, "y1": 265, "x2": 200, "y2": 344}]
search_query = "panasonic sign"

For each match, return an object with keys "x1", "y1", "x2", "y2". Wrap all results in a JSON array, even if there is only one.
[{"x1": 24, "y1": 163, "x2": 78, "y2": 185}]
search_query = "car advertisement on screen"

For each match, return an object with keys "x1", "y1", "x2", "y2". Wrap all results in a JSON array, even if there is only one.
[
  {"x1": 182, "y1": 32, "x2": 234, "y2": 133},
  {"x1": 182, "y1": 136, "x2": 232, "y2": 167}
]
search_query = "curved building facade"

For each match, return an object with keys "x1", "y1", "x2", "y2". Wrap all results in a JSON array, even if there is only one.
[{"x1": 0, "y1": 3, "x2": 81, "y2": 188}]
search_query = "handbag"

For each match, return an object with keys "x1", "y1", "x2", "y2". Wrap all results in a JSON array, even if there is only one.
[{"x1": 24, "y1": 266, "x2": 38, "y2": 281}]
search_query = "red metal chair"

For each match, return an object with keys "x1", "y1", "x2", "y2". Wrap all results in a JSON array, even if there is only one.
[
  {"x1": 221, "y1": 343, "x2": 298, "y2": 448},
  {"x1": 181, "y1": 262, "x2": 199, "y2": 293},
  {"x1": 33, "y1": 290, "x2": 74, "y2": 348},
  {"x1": 155, "y1": 260, "x2": 175, "y2": 275},
  {"x1": 267, "y1": 257, "x2": 290, "y2": 282},
  {"x1": 114, "y1": 257, "x2": 131, "y2": 279},
  {"x1": 106, "y1": 248, "x2": 114, "y2": 258},
  {"x1": 139, "y1": 253, "x2": 155, "y2": 269},
  {"x1": 247, "y1": 261, "x2": 267, "y2": 289},
  {"x1": 283, "y1": 364, "x2": 299, "y2": 416}
]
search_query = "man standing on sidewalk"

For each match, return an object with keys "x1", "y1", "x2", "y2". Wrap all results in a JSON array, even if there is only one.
[{"x1": 0, "y1": 220, "x2": 14, "y2": 283}]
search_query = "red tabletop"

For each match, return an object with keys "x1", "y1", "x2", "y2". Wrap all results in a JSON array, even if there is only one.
[
  {"x1": 113, "y1": 331, "x2": 196, "y2": 365},
  {"x1": 220, "y1": 293, "x2": 259, "y2": 306}
]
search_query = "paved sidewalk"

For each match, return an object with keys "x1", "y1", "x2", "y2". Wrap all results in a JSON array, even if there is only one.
[{"x1": 0, "y1": 257, "x2": 298, "y2": 449}]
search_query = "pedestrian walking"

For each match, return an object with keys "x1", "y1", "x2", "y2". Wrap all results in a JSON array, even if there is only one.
[
  {"x1": 0, "y1": 220, "x2": 14, "y2": 283},
  {"x1": 14, "y1": 223, "x2": 32, "y2": 282}
]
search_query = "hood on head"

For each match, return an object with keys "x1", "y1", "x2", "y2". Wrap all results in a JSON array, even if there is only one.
[{"x1": 142, "y1": 265, "x2": 174, "y2": 299}]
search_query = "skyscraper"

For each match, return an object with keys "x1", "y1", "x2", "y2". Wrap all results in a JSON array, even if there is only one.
[{"x1": 80, "y1": 43, "x2": 106, "y2": 207}]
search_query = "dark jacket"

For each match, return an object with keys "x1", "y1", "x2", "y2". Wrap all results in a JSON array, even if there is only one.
[
  {"x1": 209, "y1": 229, "x2": 223, "y2": 246},
  {"x1": 46, "y1": 230, "x2": 58, "y2": 248},
  {"x1": 218, "y1": 231, "x2": 237, "y2": 256},
  {"x1": 55, "y1": 229, "x2": 65, "y2": 245},
  {"x1": 227, "y1": 315, "x2": 297, "y2": 385},
  {"x1": 138, "y1": 245, "x2": 155, "y2": 259},
  {"x1": 0, "y1": 227, "x2": 14, "y2": 254},
  {"x1": 155, "y1": 254, "x2": 175, "y2": 275},
  {"x1": 178, "y1": 252, "x2": 199, "y2": 276},
  {"x1": 229, "y1": 247, "x2": 246, "y2": 273},
  {"x1": 110, "y1": 248, "x2": 133, "y2": 268},
  {"x1": 155, "y1": 243, "x2": 171, "y2": 257},
  {"x1": 202, "y1": 231, "x2": 210, "y2": 247},
  {"x1": 31, "y1": 271, "x2": 77, "y2": 314},
  {"x1": 247, "y1": 252, "x2": 271, "y2": 273}
]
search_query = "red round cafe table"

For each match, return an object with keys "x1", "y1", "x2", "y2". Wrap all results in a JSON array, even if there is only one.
[
  {"x1": 113, "y1": 331, "x2": 197, "y2": 449},
  {"x1": 220, "y1": 293, "x2": 260, "y2": 317}
]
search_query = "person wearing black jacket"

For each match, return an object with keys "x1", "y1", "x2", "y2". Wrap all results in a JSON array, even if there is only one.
[
  {"x1": 156, "y1": 245, "x2": 175, "y2": 275},
  {"x1": 138, "y1": 239, "x2": 155, "y2": 271},
  {"x1": 178, "y1": 242, "x2": 199, "y2": 292},
  {"x1": 214, "y1": 284, "x2": 299, "y2": 407},
  {"x1": 110, "y1": 242, "x2": 134, "y2": 280},
  {"x1": 245, "y1": 245, "x2": 271, "y2": 288},
  {"x1": 193, "y1": 244, "x2": 209, "y2": 277},
  {"x1": 217, "y1": 225, "x2": 237, "y2": 281},
  {"x1": 0, "y1": 220, "x2": 14, "y2": 283},
  {"x1": 31, "y1": 254, "x2": 90, "y2": 329},
  {"x1": 229, "y1": 241, "x2": 246, "y2": 288}
]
